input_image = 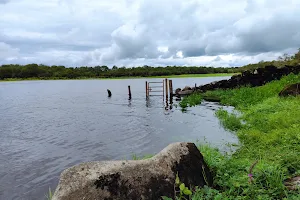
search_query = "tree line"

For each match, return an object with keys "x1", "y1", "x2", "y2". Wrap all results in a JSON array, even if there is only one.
[
  {"x1": 1, "y1": 49, "x2": 299, "y2": 80},
  {"x1": 0, "y1": 64, "x2": 240, "y2": 80}
]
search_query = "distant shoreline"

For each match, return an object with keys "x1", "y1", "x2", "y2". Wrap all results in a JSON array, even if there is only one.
[{"x1": 0, "y1": 73, "x2": 236, "y2": 82}]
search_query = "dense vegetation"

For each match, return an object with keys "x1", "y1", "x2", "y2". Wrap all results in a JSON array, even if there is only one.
[
  {"x1": 178, "y1": 73, "x2": 300, "y2": 199},
  {"x1": 1, "y1": 49, "x2": 299, "y2": 80},
  {"x1": 239, "y1": 48, "x2": 300, "y2": 72},
  {"x1": 0, "y1": 64, "x2": 239, "y2": 80}
]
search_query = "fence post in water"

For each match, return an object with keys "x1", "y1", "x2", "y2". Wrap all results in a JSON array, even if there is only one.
[
  {"x1": 128, "y1": 85, "x2": 132, "y2": 100},
  {"x1": 165, "y1": 78, "x2": 168, "y2": 100},
  {"x1": 145, "y1": 81, "x2": 148, "y2": 98},
  {"x1": 107, "y1": 89, "x2": 112, "y2": 97},
  {"x1": 169, "y1": 80, "x2": 173, "y2": 98}
]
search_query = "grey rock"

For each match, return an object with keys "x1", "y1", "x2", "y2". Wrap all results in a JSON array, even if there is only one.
[
  {"x1": 175, "y1": 88, "x2": 182, "y2": 94},
  {"x1": 182, "y1": 86, "x2": 192, "y2": 91},
  {"x1": 284, "y1": 176, "x2": 300, "y2": 190},
  {"x1": 52, "y1": 142, "x2": 212, "y2": 200}
]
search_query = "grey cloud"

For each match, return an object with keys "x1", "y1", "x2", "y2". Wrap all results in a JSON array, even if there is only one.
[
  {"x1": 0, "y1": 0, "x2": 9, "y2": 4},
  {"x1": 1, "y1": 0, "x2": 300, "y2": 67},
  {"x1": 98, "y1": 0, "x2": 300, "y2": 63}
]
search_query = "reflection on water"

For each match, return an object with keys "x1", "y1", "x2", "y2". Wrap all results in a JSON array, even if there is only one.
[{"x1": 0, "y1": 77, "x2": 238, "y2": 200}]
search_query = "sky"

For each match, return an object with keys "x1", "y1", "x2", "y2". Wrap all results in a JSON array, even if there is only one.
[{"x1": 1, "y1": 0, "x2": 300, "y2": 68}]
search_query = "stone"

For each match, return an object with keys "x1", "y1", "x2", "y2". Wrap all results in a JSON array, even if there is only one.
[
  {"x1": 195, "y1": 65, "x2": 300, "y2": 94},
  {"x1": 177, "y1": 90, "x2": 193, "y2": 96},
  {"x1": 182, "y1": 86, "x2": 192, "y2": 91},
  {"x1": 279, "y1": 83, "x2": 300, "y2": 97},
  {"x1": 52, "y1": 142, "x2": 212, "y2": 200},
  {"x1": 284, "y1": 176, "x2": 300, "y2": 190},
  {"x1": 175, "y1": 88, "x2": 181, "y2": 94}
]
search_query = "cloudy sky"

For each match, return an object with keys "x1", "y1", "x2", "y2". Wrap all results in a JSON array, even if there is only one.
[{"x1": 1, "y1": 0, "x2": 300, "y2": 68}]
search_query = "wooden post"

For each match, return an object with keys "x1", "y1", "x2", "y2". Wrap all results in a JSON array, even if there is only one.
[
  {"x1": 147, "y1": 82, "x2": 150, "y2": 97},
  {"x1": 162, "y1": 80, "x2": 164, "y2": 101},
  {"x1": 169, "y1": 80, "x2": 173, "y2": 97},
  {"x1": 165, "y1": 78, "x2": 168, "y2": 100},
  {"x1": 128, "y1": 85, "x2": 131, "y2": 100},
  {"x1": 145, "y1": 81, "x2": 148, "y2": 98},
  {"x1": 107, "y1": 89, "x2": 112, "y2": 97}
]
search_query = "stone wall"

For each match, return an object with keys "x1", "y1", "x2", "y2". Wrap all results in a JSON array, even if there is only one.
[{"x1": 196, "y1": 65, "x2": 300, "y2": 92}]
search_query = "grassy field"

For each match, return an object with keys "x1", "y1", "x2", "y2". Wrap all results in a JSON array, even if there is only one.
[
  {"x1": 0, "y1": 73, "x2": 236, "y2": 82},
  {"x1": 149, "y1": 73, "x2": 236, "y2": 78},
  {"x1": 178, "y1": 73, "x2": 300, "y2": 199}
]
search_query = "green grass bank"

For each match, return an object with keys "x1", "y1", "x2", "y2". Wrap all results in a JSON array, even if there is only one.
[{"x1": 179, "y1": 72, "x2": 300, "y2": 199}]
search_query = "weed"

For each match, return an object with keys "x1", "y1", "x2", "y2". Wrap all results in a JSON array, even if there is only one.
[
  {"x1": 45, "y1": 187, "x2": 53, "y2": 200},
  {"x1": 131, "y1": 154, "x2": 153, "y2": 160},
  {"x1": 180, "y1": 73, "x2": 300, "y2": 199}
]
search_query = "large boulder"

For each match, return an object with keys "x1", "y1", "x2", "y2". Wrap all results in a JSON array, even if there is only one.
[
  {"x1": 52, "y1": 142, "x2": 212, "y2": 200},
  {"x1": 279, "y1": 83, "x2": 300, "y2": 97}
]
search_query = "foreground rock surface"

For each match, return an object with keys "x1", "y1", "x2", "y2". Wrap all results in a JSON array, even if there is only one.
[{"x1": 52, "y1": 142, "x2": 212, "y2": 200}]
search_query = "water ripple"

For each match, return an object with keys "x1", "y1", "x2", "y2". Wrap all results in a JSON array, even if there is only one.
[{"x1": 0, "y1": 78, "x2": 238, "y2": 200}]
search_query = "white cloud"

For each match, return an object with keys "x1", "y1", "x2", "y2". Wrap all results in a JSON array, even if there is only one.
[
  {"x1": 0, "y1": 42, "x2": 19, "y2": 59},
  {"x1": 0, "y1": 0, "x2": 300, "y2": 67}
]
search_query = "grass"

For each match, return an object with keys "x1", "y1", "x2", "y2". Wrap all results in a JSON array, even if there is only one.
[
  {"x1": 131, "y1": 154, "x2": 153, "y2": 160},
  {"x1": 0, "y1": 73, "x2": 235, "y2": 82},
  {"x1": 45, "y1": 187, "x2": 53, "y2": 200},
  {"x1": 179, "y1": 72, "x2": 300, "y2": 199},
  {"x1": 149, "y1": 73, "x2": 236, "y2": 78},
  {"x1": 179, "y1": 92, "x2": 203, "y2": 111}
]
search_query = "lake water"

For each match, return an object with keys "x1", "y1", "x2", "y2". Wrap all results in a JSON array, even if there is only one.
[{"x1": 0, "y1": 77, "x2": 238, "y2": 200}]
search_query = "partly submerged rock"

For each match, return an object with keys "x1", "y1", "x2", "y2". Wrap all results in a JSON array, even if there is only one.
[
  {"x1": 177, "y1": 90, "x2": 193, "y2": 96},
  {"x1": 182, "y1": 86, "x2": 192, "y2": 91},
  {"x1": 175, "y1": 88, "x2": 182, "y2": 94},
  {"x1": 279, "y1": 83, "x2": 300, "y2": 97},
  {"x1": 52, "y1": 142, "x2": 212, "y2": 200}
]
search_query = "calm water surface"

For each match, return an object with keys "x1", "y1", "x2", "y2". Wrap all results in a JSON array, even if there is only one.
[{"x1": 0, "y1": 77, "x2": 238, "y2": 200}]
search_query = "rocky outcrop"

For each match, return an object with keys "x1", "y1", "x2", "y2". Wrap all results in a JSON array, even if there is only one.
[
  {"x1": 177, "y1": 65, "x2": 300, "y2": 94},
  {"x1": 279, "y1": 83, "x2": 300, "y2": 97},
  {"x1": 52, "y1": 142, "x2": 212, "y2": 200}
]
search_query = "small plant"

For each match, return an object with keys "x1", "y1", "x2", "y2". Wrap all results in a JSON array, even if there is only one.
[
  {"x1": 162, "y1": 173, "x2": 192, "y2": 200},
  {"x1": 179, "y1": 93, "x2": 203, "y2": 112},
  {"x1": 131, "y1": 154, "x2": 153, "y2": 160},
  {"x1": 45, "y1": 187, "x2": 53, "y2": 200}
]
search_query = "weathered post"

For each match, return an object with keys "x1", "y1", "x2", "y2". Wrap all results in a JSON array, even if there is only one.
[
  {"x1": 107, "y1": 89, "x2": 112, "y2": 97},
  {"x1": 147, "y1": 82, "x2": 150, "y2": 97},
  {"x1": 128, "y1": 85, "x2": 132, "y2": 100},
  {"x1": 145, "y1": 81, "x2": 148, "y2": 98},
  {"x1": 169, "y1": 80, "x2": 173, "y2": 97},
  {"x1": 165, "y1": 78, "x2": 168, "y2": 100}
]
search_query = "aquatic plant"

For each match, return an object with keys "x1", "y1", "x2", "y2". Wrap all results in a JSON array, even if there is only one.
[
  {"x1": 179, "y1": 93, "x2": 203, "y2": 111},
  {"x1": 45, "y1": 187, "x2": 53, "y2": 200}
]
